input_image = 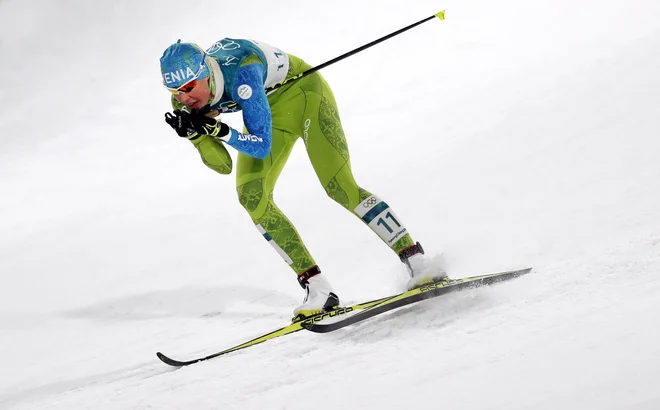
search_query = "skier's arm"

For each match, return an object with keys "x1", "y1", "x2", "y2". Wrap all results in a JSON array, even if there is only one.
[
  {"x1": 189, "y1": 134, "x2": 232, "y2": 174},
  {"x1": 170, "y1": 97, "x2": 233, "y2": 175},
  {"x1": 215, "y1": 61, "x2": 272, "y2": 159}
]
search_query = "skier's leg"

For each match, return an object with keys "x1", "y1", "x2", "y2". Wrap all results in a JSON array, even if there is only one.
[
  {"x1": 298, "y1": 73, "x2": 419, "y2": 256},
  {"x1": 286, "y1": 71, "x2": 447, "y2": 289},
  {"x1": 235, "y1": 129, "x2": 316, "y2": 276},
  {"x1": 235, "y1": 128, "x2": 339, "y2": 317}
]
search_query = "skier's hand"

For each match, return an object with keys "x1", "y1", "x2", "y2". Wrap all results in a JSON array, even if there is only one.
[
  {"x1": 164, "y1": 105, "x2": 229, "y2": 140},
  {"x1": 164, "y1": 109, "x2": 198, "y2": 139}
]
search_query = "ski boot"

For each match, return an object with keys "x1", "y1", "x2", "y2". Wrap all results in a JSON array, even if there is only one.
[
  {"x1": 399, "y1": 242, "x2": 448, "y2": 290},
  {"x1": 293, "y1": 267, "x2": 340, "y2": 322}
]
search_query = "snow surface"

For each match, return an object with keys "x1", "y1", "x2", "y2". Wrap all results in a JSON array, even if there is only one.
[{"x1": 1, "y1": 0, "x2": 660, "y2": 408}]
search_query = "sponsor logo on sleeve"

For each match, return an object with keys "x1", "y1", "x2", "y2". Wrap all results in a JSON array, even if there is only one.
[
  {"x1": 237, "y1": 133, "x2": 263, "y2": 143},
  {"x1": 237, "y1": 84, "x2": 253, "y2": 100}
]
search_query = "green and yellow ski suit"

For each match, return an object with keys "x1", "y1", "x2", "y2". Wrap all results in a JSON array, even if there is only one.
[{"x1": 171, "y1": 38, "x2": 416, "y2": 281}]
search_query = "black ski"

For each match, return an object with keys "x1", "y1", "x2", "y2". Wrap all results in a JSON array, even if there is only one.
[
  {"x1": 301, "y1": 267, "x2": 532, "y2": 333},
  {"x1": 156, "y1": 295, "x2": 391, "y2": 366}
]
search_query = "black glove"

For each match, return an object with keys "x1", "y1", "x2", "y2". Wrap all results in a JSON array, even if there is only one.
[{"x1": 164, "y1": 105, "x2": 230, "y2": 140}]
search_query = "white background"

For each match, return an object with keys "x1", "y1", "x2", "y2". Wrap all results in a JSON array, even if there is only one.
[{"x1": 1, "y1": 0, "x2": 659, "y2": 408}]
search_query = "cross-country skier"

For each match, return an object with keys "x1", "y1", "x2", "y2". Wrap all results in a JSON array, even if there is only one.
[{"x1": 160, "y1": 38, "x2": 446, "y2": 320}]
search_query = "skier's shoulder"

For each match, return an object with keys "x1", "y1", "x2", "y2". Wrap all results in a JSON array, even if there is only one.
[
  {"x1": 207, "y1": 38, "x2": 284, "y2": 59},
  {"x1": 206, "y1": 38, "x2": 257, "y2": 56}
]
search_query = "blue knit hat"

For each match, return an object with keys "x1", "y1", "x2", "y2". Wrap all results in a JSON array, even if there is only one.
[{"x1": 160, "y1": 40, "x2": 210, "y2": 89}]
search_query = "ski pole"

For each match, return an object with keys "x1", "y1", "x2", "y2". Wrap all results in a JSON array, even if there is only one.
[{"x1": 266, "y1": 10, "x2": 446, "y2": 93}]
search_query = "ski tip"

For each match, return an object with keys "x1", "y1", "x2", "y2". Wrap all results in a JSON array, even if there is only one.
[
  {"x1": 156, "y1": 352, "x2": 183, "y2": 367},
  {"x1": 499, "y1": 267, "x2": 533, "y2": 278},
  {"x1": 435, "y1": 10, "x2": 446, "y2": 20},
  {"x1": 500, "y1": 267, "x2": 532, "y2": 275},
  {"x1": 156, "y1": 352, "x2": 170, "y2": 362}
]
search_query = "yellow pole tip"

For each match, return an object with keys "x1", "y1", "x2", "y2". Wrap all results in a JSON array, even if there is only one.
[{"x1": 435, "y1": 10, "x2": 446, "y2": 20}]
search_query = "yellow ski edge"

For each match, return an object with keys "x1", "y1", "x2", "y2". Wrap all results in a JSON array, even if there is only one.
[{"x1": 219, "y1": 295, "x2": 392, "y2": 355}]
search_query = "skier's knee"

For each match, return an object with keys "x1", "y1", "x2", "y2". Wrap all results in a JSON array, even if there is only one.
[
  {"x1": 324, "y1": 179, "x2": 355, "y2": 211},
  {"x1": 236, "y1": 180, "x2": 268, "y2": 219}
]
